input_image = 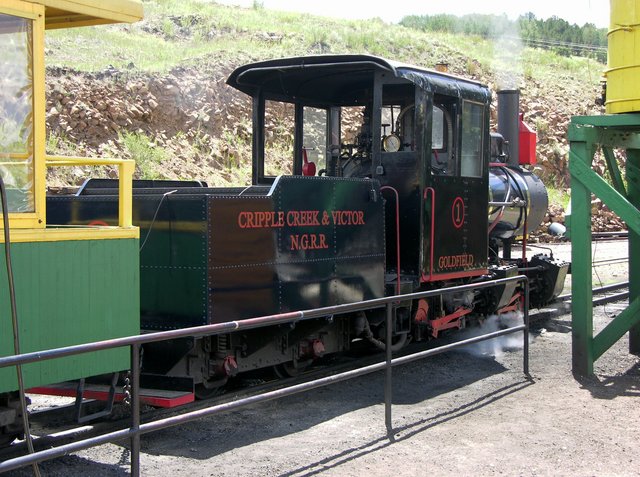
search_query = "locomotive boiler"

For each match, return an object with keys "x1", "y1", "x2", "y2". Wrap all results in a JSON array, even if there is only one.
[{"x1": 47, "y1": 55, "x2": 568, "y2": 396}]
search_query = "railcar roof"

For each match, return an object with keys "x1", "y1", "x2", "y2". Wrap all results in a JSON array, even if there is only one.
[
  {"x1": 227, "y1": 54, "x2": 489, "y2": 105},
  {"x1": 13, "y1": 0, "x2": 143, "y2": 29}
]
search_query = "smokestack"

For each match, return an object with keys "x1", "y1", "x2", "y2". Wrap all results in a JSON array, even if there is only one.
[{"x1": 497, "y1": 90, "x2": 520, "y2": 167}]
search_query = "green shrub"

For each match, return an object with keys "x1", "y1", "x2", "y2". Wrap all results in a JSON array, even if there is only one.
[{"x1": 119, "y1": 131, "x2": 167, "y2": 179}]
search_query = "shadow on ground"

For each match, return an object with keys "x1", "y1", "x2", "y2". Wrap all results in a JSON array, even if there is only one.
[
  {"x1": 577, "y1": 361, "x2": 640, "y2": 399},
  {"x1": 138, "y1": 348, "x2": 528, "y2": 460},
  {"x1": 5, "y1": 450, "x2": 131, "y2": 476},
  {"x1": 6, "y1": 347, "x2": 533, "y2": 475}
]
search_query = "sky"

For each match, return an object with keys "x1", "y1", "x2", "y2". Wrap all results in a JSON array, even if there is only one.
[{"x1": 217, "y1": 0, "x2": 610, "y2": 28}]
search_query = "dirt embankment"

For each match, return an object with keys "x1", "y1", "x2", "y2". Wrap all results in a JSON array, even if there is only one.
[
  {"x1": 44, "y1": 55, "x2": 622, "y2": 231},
  {"x1": 46, "y1": 63, "x2": 253, "y2": 187}
]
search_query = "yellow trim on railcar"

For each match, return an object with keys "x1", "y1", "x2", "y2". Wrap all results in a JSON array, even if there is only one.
[
  {"x1": 38, "y1": 0, "x2": 143, "y2": 29},
  {"x1": 0, "y1": 226, "x2": 140, "y2": 243},
  {"x1": 0, "y1": 0, "x2": 141, "y2": 240}
]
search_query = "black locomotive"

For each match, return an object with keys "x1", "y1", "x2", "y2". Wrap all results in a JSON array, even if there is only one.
[{"x1": 47, "y1": 55, "x2": 568, "y2": 396}]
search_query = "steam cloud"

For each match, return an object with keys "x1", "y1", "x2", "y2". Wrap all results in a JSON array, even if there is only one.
[
  {"x1": 492, "y1": 17, "x2": 524, "y2": 90},
  {"x1": 459, "y1": 311, "x2": 527, "y2": 358}
]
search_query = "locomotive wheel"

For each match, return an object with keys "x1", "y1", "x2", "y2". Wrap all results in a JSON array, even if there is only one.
[
  {"x1": 273, "y1": 359, "x2": 311, "y2": 379},
  {"x1": 194, "y1": 378, "x2": 227, "y2": 400},
  {"x1": 0, "y1": 431, "x2": 20, "y2": 447}
]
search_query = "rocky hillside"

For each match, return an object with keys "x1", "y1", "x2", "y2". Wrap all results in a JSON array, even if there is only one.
[
  {"x1": 43, "y1": 1, "x2": 621, "y2": 230},
  {"x1": 46, "y1": 63, "x2": 252, "y2": 186}
]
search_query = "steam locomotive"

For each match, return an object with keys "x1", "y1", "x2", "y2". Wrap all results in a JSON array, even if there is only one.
[{"x1": 47, "y1": 55, "x2": 568, "y2": 397}]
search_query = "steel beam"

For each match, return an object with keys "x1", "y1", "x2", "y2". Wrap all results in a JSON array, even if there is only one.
[
  {"x1": 627, "y1": 150, "x2": 640, "y2": 354},
  {"x1": 569, "y1": 115, "x2": 640, "y2": 375},
  {"x1": 569, "y1": 135, "x2": 595, "y2": 375}
]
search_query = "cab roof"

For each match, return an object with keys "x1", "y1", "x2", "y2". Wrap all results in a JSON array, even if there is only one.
[{"x1": 227, "y1": 54, "x2": 489, "y2": 106}]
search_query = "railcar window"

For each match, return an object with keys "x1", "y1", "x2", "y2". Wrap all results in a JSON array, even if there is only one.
[
  {"x1": 264, "y1": 100, "x2": 294, "y2": 176},
  {"x1": 460, "y1": 101, "x2": 484, "y2": 178},
  {"x1": 0, "y1": 13, "x2": 35, "y2": 212},
  {"x1": 302, "y1": 106, "x2": 327, "y2": 174}
]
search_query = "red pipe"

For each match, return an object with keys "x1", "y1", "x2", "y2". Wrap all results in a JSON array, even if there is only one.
[
  {"x1": 380, "y1": 186, "x2": 401, "y2": 295},
  {"x1": 488, "y1": 209, "x2": 505, "y2": 234},
  {"x1": 521, "y1": 207, "x2": 528, "y2": 266}
]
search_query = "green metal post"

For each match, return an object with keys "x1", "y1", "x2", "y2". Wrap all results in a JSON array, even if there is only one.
[
  {"x1": 627, "y1": 150, "x2": 640, "y2": 355},
  {"x1": 569, "y1": 128, "x2": 595, "y2": 376},
  {"x1": 603, "y1": 147, "x2": 627, "y2": 196}
]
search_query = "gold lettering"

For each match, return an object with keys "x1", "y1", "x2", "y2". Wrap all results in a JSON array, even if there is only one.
[{"x1": 437, "y1": 254, "x2": 475, "y2": 269}]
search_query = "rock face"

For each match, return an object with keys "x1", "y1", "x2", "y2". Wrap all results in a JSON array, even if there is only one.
[
  {"x1": 47, "y1": 66, "x2": 244, "y2": 146},
  {"x1": 44, "y1": 57, "x2": 621, "y2": 231},
  {"x1": 45, "y1": 64, "x2": 255, "y2": 186}
]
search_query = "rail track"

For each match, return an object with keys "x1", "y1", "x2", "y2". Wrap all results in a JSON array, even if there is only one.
[
  {"x1": 591, "y1": 231, "x2": 628, "y2": 241},
  {"x1": 1, "y1": 351, "x2": 408, "y2": 462},
  {"x1": 0, "y1": 280, "x2": 631, "y2": 465}
]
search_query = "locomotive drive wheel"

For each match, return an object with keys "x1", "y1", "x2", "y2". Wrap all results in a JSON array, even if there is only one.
[
  {"x1": 0, "y1": 431, "x2": 20, "y2": 447},
  {"x1": 273, "y1": 360, "x2": 311, "y2": 379},
  {"x1": 194, "y1": 379, "x2": 227, "y2": 400}
]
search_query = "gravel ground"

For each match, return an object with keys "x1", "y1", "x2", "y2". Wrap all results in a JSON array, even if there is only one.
[{"x1": 7, "y1": 242, "x2": 639, "y2": 477}]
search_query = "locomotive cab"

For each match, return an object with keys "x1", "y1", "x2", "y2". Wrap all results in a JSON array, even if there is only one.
[{"x1": 228, "y1": 55, "x2": 491, "y2": 287}]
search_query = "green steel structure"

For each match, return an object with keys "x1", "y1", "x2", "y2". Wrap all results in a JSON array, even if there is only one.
[{"x1": 569, "y1": 114, "x2": 640, "y2": 375}]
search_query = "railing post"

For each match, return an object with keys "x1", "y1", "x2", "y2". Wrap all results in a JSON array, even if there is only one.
[
  {"x1": 130, "y1": 343, "x2": 141, "y2": 477},
  {"x1": 384, "y1": 302, "x2": 394, "y2": 441},
  {"x1": 523, "y1": 279, "x2": 530, "y2": 376},
  {"x1": 627, "y1": 150, "x2": 640, "y2": 355}
]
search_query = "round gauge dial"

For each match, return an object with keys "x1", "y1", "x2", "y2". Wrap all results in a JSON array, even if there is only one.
[{"x1": 383, "y1": 134, "x2": 401, "y2": 152}]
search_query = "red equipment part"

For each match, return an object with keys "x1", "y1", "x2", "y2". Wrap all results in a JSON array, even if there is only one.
[
  {"x1": 29, "y1": 384, "x2": 194, "y2": 408},
  {"x1": 300, "y1": 338, "x2": 326, "y2": 359},
  {"x1": 518, "y1": 113, "x2": 537, "y2": 165},
  {"x1": 311, "y1": 339, "x2": 325, "y2": 358},
  {"x1": 302, "y1": 148, "x2": 316, "y2": 176},
  {"x1": 221, "y1": 356, "x2": 238, "y2": 377},
  {"x1": 428, "y1": 306, "x2": 472, "y2": 338},
  {"x1": 497, "y1": 292, "x2": 523, "y2": 315},
  {"x1": 414, "y1": 299, "x2": 429, "y2": 323}
]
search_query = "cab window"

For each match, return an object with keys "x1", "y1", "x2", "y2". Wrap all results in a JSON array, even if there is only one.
[
  {"x1": 380, "y1": 83, "x2": 415, "y2": 153},
  {"x1": 431, "y1": 101, "x2": 456, "y2": 176},
  {"x1": 264, "y1": 100, "x2": 294, "y2": 177},
  {"x1": 460, "y1": 101, "x2": 484, "y2": 178},
  {"x1": 302, "y1": 106, "x2": 327, "y2": 174}
]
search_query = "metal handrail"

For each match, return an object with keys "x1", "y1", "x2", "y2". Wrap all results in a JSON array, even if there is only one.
[
  {"x1": 45, "y1": 155, "x2": 134, "y2": 228},
  {"x1": 0, "y1": 275, "x2": 530, "y2": 475}
]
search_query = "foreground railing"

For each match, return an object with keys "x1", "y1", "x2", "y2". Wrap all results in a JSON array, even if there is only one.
[{"x1": 0, "y1": 275, "x2": 529, "y2": 475}]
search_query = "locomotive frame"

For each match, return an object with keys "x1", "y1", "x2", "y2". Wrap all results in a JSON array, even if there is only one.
[{"x1": 45, "y1": 55, "x2": 568, "y2": 398}]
